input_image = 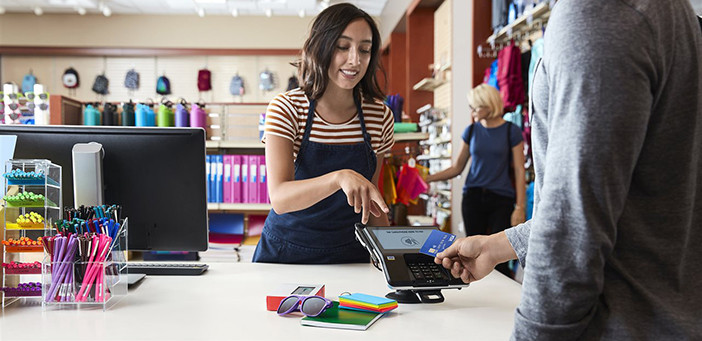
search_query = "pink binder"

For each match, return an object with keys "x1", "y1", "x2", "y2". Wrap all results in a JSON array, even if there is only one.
[
  {"x1": 259, "y1": 155, "x2": 268, "y2": 203},
  {"x1": 232, "y1": 155, "x2": 242, "y2": 203},
  {"x1": 223, "y1": 155, "x2": 233, "y2": 203},
  {"x1": 248, "y1": 155, "x2": 259, "y2": 203},
  {"x1": 241, "y1": 155, "x2": 249, "y2": 203}
]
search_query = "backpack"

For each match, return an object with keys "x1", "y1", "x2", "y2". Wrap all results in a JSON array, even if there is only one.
[
  {"x1": 259, "y1": 70, "x2": 275, "y2": 91},
  {"x1": 92, "y1": 74, "x2": 109, "y2": 95},
  {"x1": 286, "y1": 75, "x2": 299, "y2": 91},
  {"x1": 497, "y1": 42, "x2": 524, "y2": 111},
  {"x1": 62, "y1": 68, "x2": 79, "y2": 89},
  {"x1": 124, "y1": 69, "x2": 140, "y2": 90},
  {"x1": 230, "y1": 75, "x2": 245, "y2": 95},
  {"x1": 197, "y1": 69, "x2": 212, "y2": 91},
  {"x1": 156, "y1": 76, "x2": 171, "y2": 95},
  {"x1": 22, "y1": 73, "x2": 37, "y2": 94}
]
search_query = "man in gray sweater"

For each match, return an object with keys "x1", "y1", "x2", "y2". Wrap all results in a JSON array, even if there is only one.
[{"x1": 435, "y1": 0, "x2": 702, "y2": 339}]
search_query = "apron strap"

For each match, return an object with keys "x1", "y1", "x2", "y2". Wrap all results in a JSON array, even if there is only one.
[{"x1": 296, "y1": 99, "x2": 317, "y2": 166}]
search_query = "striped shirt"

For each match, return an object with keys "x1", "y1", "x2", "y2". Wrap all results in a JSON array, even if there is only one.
[{"x1": 263, "y1": 88, "x2": 395, "y2": 159}]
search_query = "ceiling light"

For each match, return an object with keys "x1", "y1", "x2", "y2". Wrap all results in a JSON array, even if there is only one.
[
  {"x1": 77, "y1": 7, "x2": 86, "y2": 15},
  {"x1": 197, "y1": 8, "x2": 205, "y2": 17},
  {"x1": 34, "y1": 7, "x2": 44, "y2": 16},
  {"x1": 194, "y1": 0, "x2": 226, "y2": 3},
  {"x1": 102, "y1": 6, "x2": 111, "y2": 16},
  {"x1": 265, "y1": 8, "x2": 272, "y2": 18},
  {"x1": 0, "y1": 6, "x2": 6, "y2": 15},
  {"x1": 298, "y1": 9, "x2": 305, "y2": 18},
  {"x1": 231, "y1": 8, "x2": 238, "y2": 17}
]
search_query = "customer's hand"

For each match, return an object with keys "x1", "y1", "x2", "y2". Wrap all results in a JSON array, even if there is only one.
[
  {"x1": 511, "y1": 207, "x2": 526, "y2": 226},
  {"x1": 435, "y1": 232, "x2": 517, "y2": 283},
  {"x1": 336, "y1": 169, "x2": 389, "y2": 224}
]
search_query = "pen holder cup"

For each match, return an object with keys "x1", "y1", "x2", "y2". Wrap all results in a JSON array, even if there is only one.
[{"x1": 41, "y1": 219, "x2": 128, "y2": 311}]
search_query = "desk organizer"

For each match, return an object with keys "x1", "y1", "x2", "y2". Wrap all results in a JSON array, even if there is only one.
[
  {"x1": 41, "y1": 218, "x2": 127, "y2": 311},
  {"x1": 3, "y1": 159, "x2": 61, "y2": 309}
]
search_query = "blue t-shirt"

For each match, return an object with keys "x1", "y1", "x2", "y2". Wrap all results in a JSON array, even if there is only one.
[{"x1": 462, "y1": 122, "x2": 523, "y2": 197}]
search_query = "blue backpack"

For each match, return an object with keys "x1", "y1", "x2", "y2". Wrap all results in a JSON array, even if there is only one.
[
  {"x1": 230, "y1": 75, "x2": 245, "y2": 96},
  {"x1": 156, "y1": 76, "x2": 171, "y2": 95},
  {"x1": 22, "y1": 73, "x2": 37, "y2": 93}
]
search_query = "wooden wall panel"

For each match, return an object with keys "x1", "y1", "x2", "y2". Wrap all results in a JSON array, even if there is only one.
[{"x1": 406, "y1": 8, "x2": 434, "y2": 122}]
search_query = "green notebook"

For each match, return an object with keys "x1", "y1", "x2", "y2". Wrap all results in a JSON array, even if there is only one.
[{"x1": 300, "y1": 301, "x2": 383, "y2": 331}]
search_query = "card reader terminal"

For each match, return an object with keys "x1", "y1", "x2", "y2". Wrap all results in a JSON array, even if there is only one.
[{"x1": 355, "y1": 224, "x2": 469, "y2": 303}]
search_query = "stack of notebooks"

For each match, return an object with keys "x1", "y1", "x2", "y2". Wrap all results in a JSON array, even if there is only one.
[
  {"x1": 300, "y1": 294, "x2": 397, "y2": 331},
  {"x1": 339, "y1": 293, "x2": 398, "y2": 313}
]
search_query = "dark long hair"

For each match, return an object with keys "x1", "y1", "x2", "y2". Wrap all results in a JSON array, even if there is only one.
[{"x1": 295, "y1": 3, "x2": 385, "y2": 102}]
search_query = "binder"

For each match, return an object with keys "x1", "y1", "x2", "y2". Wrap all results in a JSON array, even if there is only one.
[
  {"x1": 241, "y1": 155, "x2": 249, "y2": 203},
  {"x1": 205, "y1": 155, "x2": 211, "y2": 203},
  {"x1": 223, "y1": 155, "x2": 233, "y2": 203},
  {"x1": 232, "y1": 155, "x2": 242, "y2": 203},
  {"x1": 258, "y1": 155, "x2": 268, "y2": 204},
  {"x1": 215, "y1": 155, "x2": 224, "y2": 203},
  {"x1": 248, "y1": 155, "x2": 258, "y2": 203}
]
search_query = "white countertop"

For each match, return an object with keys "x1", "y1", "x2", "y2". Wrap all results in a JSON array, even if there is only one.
[{"x1": 0, "y1": 262, "x2": 521, "y2": 341}]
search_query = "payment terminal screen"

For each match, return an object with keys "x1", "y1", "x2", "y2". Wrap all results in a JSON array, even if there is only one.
[{"x1": 373, "y1": 229, "x2": 433, "y2": 250}]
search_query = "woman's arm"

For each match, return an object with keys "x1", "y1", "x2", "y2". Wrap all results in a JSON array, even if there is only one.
[
  {"x1": 368, "y1": 156, "x2": 390, "y2": 226},
  {"x1": 265, "y1": 134, "x2": 388, "y2": 223},
  {"x1": 511, "y1": 141, "x2": 526, "y2": 225},
  {"x1": 425, "y1": 141, "x2": 471, "y2": 183}
]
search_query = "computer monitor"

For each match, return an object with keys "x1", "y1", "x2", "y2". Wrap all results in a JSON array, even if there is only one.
[{"x1": 0, "y1": 125, "x2": 208, "y2": 252}]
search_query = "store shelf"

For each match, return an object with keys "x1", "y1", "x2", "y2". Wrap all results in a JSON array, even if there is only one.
[
  {"x1": 206, "y1": 140, "x2": 264, "y2": 149},
  {"x1": 416, "y1": 155, "x2": 451, "y2": 161},
  {"x1": 395, "y1": 132, "x2": 429, "y2": 142},
  {"x1": 487, "y1": 1, "x2": 552, "y2": 44},
  {"x1": 420, "y1": 137, "x2": 452, "y2": 145},
  {"x1": 208, "y1": 203, "x2": 272, "y2": 212},
  {"x1": 412, "y1": 78, "x2": 447, "y2": 92}
]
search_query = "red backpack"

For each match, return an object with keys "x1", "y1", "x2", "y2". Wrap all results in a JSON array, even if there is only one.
[
  {"x1": 198, "y1": 69, "x2": 212, "y2": 91},
  {"x1": 497, "y1": 42, "x2": 524, "y2": 111}
]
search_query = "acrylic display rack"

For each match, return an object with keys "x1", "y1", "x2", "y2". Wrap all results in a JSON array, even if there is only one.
[{"x1": 2, "y1": 159, "x2": 61, "y2": 309}]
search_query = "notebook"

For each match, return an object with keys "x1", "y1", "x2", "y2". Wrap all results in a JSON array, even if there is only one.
[{"x1": 300, "y1": 301, "x2": 383, "y2": 331}]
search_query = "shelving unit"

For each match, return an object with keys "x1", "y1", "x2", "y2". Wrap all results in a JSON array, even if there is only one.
[
  {"x1": 2, "y1": 159, "x2": 61, "y2": 309},
  {"x1": 486, "y1": 1, "x2": 554, "y2": 45},
  {"x1": 412, "y1": 78, "x2": 447, "y2": 92},
  {"x1": 207, "y1": 203, "x2": 272, "y2": 213},
  {"x1": 395, "y1": 132, "x2": 429, "y2": 142}
]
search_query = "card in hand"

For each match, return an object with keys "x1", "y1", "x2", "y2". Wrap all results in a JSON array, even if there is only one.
[{"x1": 419, "y1": 229, "x2": 456, "y2": 257}]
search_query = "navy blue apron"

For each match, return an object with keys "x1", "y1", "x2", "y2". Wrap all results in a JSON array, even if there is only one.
[{"x1": 253, "y1": 96, "x2": 375, "y2": 264}]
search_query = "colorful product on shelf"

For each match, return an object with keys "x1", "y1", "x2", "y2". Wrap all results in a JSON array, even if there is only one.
[
  {"x1": 8, "y1": 212, "x2": 45, "y2": 229},
  {"x1": 2, "y1": 191, "x2": 55, "y2": 207},
  {"x1": 2, "y1": 237, "x2": 44, "y2": 252},
  {"x1": 1, "y1": 282, "x2": 42, "y2": 297},
  {"x1": 3, "y1": 169, "x2": 59, "y2": 186},
  {"x1": 2, "y1": 261, "x2": 42, "y2": 274}
]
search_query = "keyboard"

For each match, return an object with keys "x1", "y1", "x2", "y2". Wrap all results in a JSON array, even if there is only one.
[
  {"x1": 127, "y1": 262, "x2": 209, "y2": 276},
  {"x1": 405, "y1": 254, "x2": 451, "y2": 286}
]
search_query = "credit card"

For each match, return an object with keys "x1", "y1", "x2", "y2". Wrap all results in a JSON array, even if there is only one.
[{"x1": 419, "y1": 229, "x2": 457, "y2": 257}]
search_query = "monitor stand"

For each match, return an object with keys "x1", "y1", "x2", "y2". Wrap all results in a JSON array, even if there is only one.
[{"x1": 386, "y1": 289, "x2": 445, "y2": 304}]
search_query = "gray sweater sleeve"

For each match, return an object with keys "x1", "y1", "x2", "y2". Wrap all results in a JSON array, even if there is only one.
[{"x1": 508, "y1": 0, "x2": 659, "y2": 339}]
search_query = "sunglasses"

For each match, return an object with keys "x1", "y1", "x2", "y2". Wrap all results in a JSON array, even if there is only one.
[
  {"x1": 25, "y1": 92, "x2": 49, "y2": 100},
  {"x1": 27, "y1": 102, "x2": 49, "y2": 110},
  {"x1": 277, "y1": 295, "x2": 332, "y2": 317}
]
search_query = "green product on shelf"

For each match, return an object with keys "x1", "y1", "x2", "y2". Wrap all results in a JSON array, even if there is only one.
[
  {"x1": 2, "y1": 191, "x2": 56, "y2": 207},
  {"x1": 394, "y1": 122, "x2": 418, "y2": 133}
]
